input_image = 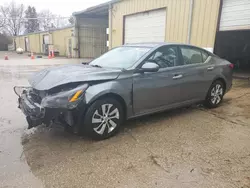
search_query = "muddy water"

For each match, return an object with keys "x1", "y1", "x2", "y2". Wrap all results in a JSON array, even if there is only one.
[
  {"x1": 0, "y1": 66, "x2": 43, "y2": 187},
  {"x1": 0, "y1": 62, "x2": 250, "y2": 188}
]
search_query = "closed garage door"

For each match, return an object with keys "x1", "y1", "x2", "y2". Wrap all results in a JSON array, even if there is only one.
[
  {"x1": 124, "y1": 9, "x2": 166, "y2": 44},
  {"x1": 220, "y1": 0, "x2": 250, "y2": 31}
]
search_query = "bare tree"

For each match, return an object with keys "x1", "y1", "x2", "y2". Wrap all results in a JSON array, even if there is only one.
[
  {"x1": 54, "y1": 15, "x2": 69, "y2": 28},
  {"x1": 38, "y1": 10, "x2": 56, "y2": 31},
  {"x1": 24, "y1": 6, "x2": 39, "y2": 33},
  {"x1": 38, "y1": 10, "x2": 69, "y2": 31},
  {"x1": 68, "y1": 16, "x2": 74, "y2": 25},
  {"x1": 0, "y1": 1, "x2": 25, "y2": 36},
  {"x1": 0, "y1": 17, "x2": 5, "y2": 31},
  {"x1": 0, "y1": 3, "x2": 70, "y2": 34}
]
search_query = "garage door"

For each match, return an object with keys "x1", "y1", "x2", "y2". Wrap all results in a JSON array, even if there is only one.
[
  {"x1": 220, "y1": 0, "x2": 250, "y2": 31},
  {"x1": 124, "y1": 9, "x2": 166, "y2": 44}
]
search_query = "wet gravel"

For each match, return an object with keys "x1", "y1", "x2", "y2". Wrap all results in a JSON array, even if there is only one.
[{"x1": 0, "y1": 57, "x2": 249, "y2": 188}]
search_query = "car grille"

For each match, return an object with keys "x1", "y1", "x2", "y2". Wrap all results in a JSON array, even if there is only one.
[{"x1": 29, "y1": 89, "x2": 42, "y2": 104}]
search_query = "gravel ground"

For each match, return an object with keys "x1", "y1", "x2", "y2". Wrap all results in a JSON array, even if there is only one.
[{"x1": 0, "y1": 57, "x2": 249, "y2": 188}]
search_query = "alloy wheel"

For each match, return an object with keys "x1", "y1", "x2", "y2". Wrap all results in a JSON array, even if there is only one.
[
  {"x1": 92, "y1": 104, "x2": 120, "y2": 135},
  {"x1": 210, "y1": 84, "x2": 223, "y2": 105}
]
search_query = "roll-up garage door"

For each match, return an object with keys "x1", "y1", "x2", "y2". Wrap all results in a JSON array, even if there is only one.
[
  {"x1": 124, "y1": 9, "x2": 166, "y2": 44},
  {"x1": 220, "y1": 0, "x2": 250, "y2": 31}
]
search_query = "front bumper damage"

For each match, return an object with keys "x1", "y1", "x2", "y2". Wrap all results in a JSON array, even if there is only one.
[{"x1": 14, "y1": 86, "x2": 83, "y2": 131}]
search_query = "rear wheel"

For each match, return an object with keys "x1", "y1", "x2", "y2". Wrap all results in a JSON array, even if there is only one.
[
  {"x1": 205, "y1": 80, "x2": 225, "y2": 108},
  {"x1": 83, "y1": 98, "x2": 124, "y2": 140}
]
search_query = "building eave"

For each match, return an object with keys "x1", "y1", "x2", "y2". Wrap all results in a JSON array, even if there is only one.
[
  {"x1": 14, "y1": 25, "x2": 74, "y2": 37},
  {"x1": 73, "y1": 0, "x2": 122, "y2": 17}
]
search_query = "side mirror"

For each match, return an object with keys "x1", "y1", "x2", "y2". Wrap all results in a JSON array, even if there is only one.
[{"x1": 138, "y1": 62, "x2": 159, "y2": 73}]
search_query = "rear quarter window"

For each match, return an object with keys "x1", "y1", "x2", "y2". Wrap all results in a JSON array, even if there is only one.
[{"x1": 202, "y1": 51, "x2": 209, "y2": 62}]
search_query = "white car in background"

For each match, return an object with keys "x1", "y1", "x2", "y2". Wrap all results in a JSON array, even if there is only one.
[{"x1": 16, "y1": 47, "x2": 24, "y2": 54}]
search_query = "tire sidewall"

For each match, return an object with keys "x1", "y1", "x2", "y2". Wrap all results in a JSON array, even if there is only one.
[{"x1": 83, "y1": 98, "x2": 124, "y2": 140}]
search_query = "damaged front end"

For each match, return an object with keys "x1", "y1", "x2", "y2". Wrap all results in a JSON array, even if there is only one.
[{"x1": 14, "y1": 84, "x2": 88, "y2": 130}]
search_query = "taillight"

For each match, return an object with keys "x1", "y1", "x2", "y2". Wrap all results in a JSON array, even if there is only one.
[{"x1": 229, "y1": 63, "x2": 234, "y2": 69}]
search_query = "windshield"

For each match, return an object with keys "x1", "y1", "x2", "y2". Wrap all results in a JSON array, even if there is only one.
[{"x1": 89, "y1": 46, "x2": 151, "y2": 69}]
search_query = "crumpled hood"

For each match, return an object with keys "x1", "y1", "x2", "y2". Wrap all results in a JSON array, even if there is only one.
[{"x1": 29, "y1": 64, "x2": 122, "y2": 90}]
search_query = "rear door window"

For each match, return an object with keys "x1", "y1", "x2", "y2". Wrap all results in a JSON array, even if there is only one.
[{"x1": 180, "y1": 47, "x2": 204, "y2": 65}]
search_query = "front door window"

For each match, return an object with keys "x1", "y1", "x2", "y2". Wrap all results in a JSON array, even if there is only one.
[{"x1": 147, "y1": 46, "x2": 180, "y2": 68}]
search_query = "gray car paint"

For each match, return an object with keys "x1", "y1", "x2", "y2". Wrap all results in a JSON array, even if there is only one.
[
  {"x1": 29, "y1": 64, "x2": 122, "y2": 90},
  {"x1": 28, "y1": 43, "x2": 233, "y2": 120},
  {"x1": 85, "y1": 44, "x2": 232, "y2": 119}
]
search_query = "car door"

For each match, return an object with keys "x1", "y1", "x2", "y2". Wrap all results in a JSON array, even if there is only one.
[
  {"x1": 178, "y1": 46, "x2": 215, "y2": 102},
  {"x1": 133, "y1": 45, "x2": 184, "y2": 115}
]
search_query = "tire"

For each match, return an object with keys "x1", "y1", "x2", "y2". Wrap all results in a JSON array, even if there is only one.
[
  {"x1": 83, "y1": 98, "x2": 124, "y2": 140},
  {"x1": 204, "y1": 80, "x2": 225, "y2": 108}
]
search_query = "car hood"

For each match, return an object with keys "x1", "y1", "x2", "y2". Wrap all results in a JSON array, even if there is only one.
[{"x1": 29, "y1": 64, "x2": 122, "y2": 90}]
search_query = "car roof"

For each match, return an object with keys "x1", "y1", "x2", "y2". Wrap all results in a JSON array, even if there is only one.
[
  {"x1": 124, "y1": 42, "x2": 201, "y2": 48},
  {"x1": 124, "y1": 42, "x2": 173, "y2": 48},
  {"x1": 124, "y1": 42, "x2": 215, "y2": 55}
]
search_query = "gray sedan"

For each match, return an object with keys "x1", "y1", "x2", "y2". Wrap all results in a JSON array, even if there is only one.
[{"x1": 15, "y1": 43, "x2": 233, "y2": 140}]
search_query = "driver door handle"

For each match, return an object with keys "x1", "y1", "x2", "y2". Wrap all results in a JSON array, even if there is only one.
[
  {"x1": 173, "y1": 74, "x2": 183, "y2": 80},
  {"x1": 207, "y1": 67, "x2": 214, "y2": 71}
]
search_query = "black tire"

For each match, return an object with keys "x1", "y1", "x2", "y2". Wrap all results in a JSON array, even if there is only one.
[
  {"x1": 204, "y1": 80, "x2": 225, "y2": 108},
  {"x1": 83, "y1": 98, "x2": 124, "y2": 140}
]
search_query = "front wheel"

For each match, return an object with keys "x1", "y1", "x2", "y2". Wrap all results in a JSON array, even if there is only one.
[
  {"x1": 204, "y1": 80, "x2": 225, "y2": 108},
  {"x1": 83, "y1": 98, "x2": 124, "y2": 140}
]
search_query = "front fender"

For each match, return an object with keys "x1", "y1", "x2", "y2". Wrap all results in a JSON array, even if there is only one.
[{"x1": 84, "y1": 79, "x2": 133, "y2": 116}]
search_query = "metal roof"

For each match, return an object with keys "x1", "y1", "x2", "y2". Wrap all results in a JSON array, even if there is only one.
[
  {"x1": 73, "y1": 2, "x2": 110, "y2": 16},
  {"x1": 15, "y1": 25, "x2": 74, "y2": 37},
  {"x1": 73, "y1": 0, "x2": 121, "y2": 16}
]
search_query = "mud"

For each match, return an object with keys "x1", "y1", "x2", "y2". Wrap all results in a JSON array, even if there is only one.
[{"x1": 0, "y1": 59, "x2": 249, "y2": 188}]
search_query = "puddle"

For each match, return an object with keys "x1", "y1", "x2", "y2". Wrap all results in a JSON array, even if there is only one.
[{"x1": 0, "y1": 65, "x2": 43, "y2": 187}]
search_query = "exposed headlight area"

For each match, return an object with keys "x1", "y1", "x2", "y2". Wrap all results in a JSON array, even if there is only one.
[
  {"x1": 41, "y1": 84, "x2": 89, "y2": 109},
  {"x1": 14, "y1": 84, "x2": 89, "y2": 129},
  {"x1": 14, "y1": 86, "x2": 32, "y2": 97}
]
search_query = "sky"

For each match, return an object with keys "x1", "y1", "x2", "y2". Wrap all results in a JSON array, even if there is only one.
[{"x1": 2, "y1": 0, "x2": 109, "y2": 17}]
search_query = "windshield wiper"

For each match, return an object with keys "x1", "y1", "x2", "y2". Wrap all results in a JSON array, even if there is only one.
[{"x1": 91, "y1": 64, "x2": 103, "y2": 68}]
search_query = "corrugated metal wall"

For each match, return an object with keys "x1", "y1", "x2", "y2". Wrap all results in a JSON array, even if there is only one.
[
  {"x1": 110, "y1": 0, "x2": 220, "y2": 50},
  {"x1": 29, "y1": 34, "x2": 40, "y2": 53},
  {"x1": 14, "y1": 27, "x2": 73, "y2": 56},
  {"x1": 190, "y1": 0, "x2": 220, "y2": 49},
  {"x1": 220, "y1": 0, "x2": 250, "y2": 31},
  {"x1": 76, "y1": 17, "x2": 108, "y2": 58},
  {"x1": 52, "y1": 28, "x2": 73, "y2": 56},
  {"x1": 15, "y1": 36, "x2": 25, "y2": 51},
  {"x1": 79, "y1": 27, "x2": 108, "y2": 58}
]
